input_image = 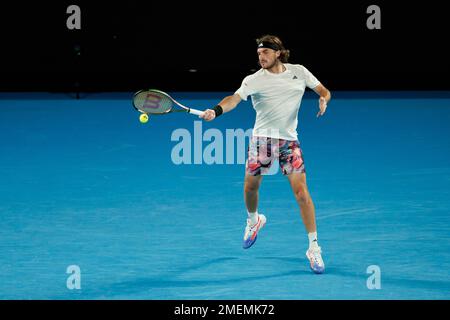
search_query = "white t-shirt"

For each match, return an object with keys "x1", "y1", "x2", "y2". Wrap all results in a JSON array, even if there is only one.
[{"x1": 235, "y1": 63, "x2": 320, "y2": 141}]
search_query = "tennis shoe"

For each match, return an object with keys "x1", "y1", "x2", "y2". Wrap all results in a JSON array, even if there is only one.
[
  {"x1": 306, "y1": 246, "x2": 325, "y2": 274},
  {"x1": 242, "y1": 214, "x2": 266, "y2": 249}
]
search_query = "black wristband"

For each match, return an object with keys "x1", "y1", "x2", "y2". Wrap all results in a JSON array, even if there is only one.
[{"x1": 212, "y1": 105, "x2": 223, "y2": 117}]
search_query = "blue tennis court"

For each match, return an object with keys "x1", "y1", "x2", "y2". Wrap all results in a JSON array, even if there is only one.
[{"x1": 1, "y1": 92, "x2": 449, "y2": 299}]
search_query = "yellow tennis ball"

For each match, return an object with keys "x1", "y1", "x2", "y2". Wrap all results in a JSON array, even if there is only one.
[{"x1": 139, "y1": 114, "x2": 149, "y2": 123}]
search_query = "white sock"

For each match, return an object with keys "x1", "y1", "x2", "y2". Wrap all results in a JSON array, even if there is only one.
[
  {"x1": 247, "y1": 211, "x2": 259, "y2": 225},
  {"x1": 308, "y1": 232, "x2": 319, "y2": 249}
]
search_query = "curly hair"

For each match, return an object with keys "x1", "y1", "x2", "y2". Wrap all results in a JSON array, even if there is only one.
[{"x1": 256, "y1": 35, "x2": 290, "y2": 63}]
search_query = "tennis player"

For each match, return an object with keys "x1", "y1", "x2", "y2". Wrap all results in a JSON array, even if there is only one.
[{"x1": 200, "y1": 35, "x2": 331, "y2": 274}]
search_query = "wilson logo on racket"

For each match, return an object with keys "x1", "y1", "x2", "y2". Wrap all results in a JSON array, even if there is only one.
[
  {"x1": 143, "y1": 93, "x2": 162, "y2": 109},
  {"x1": 132, "y1": 89, "x2": 204, "y2": 117}
]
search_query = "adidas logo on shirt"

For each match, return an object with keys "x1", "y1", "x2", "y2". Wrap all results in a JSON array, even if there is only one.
[{"x1": 292, "y1": 75, "x2": 298, "y2": 79}]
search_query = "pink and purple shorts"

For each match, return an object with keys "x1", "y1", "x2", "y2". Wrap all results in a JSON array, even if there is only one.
[{"x1": 246, "y1": 136, "x2": 306, "y2": 176}]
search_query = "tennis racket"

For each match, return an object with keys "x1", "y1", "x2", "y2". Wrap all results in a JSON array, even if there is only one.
[{"x1": 132, "y1": 89, "x2": 204, "y2": 117}]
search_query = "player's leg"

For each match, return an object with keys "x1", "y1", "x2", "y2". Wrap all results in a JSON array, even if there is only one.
[
  {"x1": 279, "y1": 140, "x2": 325, "y2": 273},
  {"x1": 287, "y1": 171, "x2": 325, "y2": 274},
  {"x1": 244, "y1": 174, "x2": 263, "y2": 214},
  {"x1": 287, "y1": 172, "x2": 316, "y2": 233},
  {"x1": 242, "y1": 137, "x2": 270, "y2": 249},
  {"x1": 243, "y1": 174, "x2": 267, "y2": 249}
]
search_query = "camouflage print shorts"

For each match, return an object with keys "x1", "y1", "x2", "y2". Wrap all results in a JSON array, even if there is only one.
[{"x1": 246, "y1": 136, "x2": 306, "y2": 176}]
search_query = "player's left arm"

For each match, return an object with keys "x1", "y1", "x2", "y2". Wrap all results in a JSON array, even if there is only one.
[{"x1": 313, "y1": 83, "x2": 331, "y2": 117}]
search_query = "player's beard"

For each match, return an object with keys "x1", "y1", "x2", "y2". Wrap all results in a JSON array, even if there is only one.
[{"x1": 260, "y1": 58, "x2": 278, "y2": 70}]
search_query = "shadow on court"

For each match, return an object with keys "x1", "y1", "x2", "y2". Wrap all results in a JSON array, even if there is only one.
[{"x1": 95, "y1": 257, "x2": 311, "y2": 298}]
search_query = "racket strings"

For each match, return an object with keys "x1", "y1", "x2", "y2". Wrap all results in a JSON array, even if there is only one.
[{"x1": 134, "y1": 91, "x2": 173, "y2": 114}]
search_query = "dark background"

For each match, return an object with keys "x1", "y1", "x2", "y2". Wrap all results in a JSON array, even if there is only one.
[{"x1": 0, "y1": 1, "x2": 448, "y2": 92}]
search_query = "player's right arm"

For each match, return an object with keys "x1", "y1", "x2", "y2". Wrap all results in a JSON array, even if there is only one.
[{"x1": 201, "y1": 93, "x2": 242, "y2": 121}]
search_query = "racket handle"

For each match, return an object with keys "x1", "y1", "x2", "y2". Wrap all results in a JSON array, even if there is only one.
[{"x1": 189, "y1": 108, "x2": 204, "y2": 116}]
